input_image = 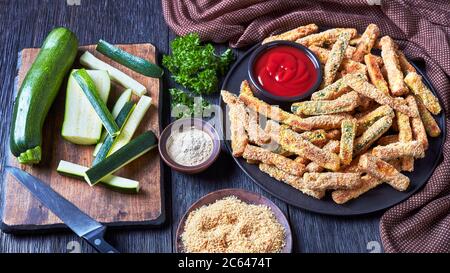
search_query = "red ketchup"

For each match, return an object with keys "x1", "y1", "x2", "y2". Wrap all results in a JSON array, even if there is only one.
[{"x1": 254, "y1": 45, "x2": 318, "y2": 97}]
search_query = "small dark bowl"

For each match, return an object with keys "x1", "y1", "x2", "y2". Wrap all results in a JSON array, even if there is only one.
[
  {"x1": 247, "y1": 40, "x2": 322, "y2": 107},
  {"x1": 159, "y1": 118, "x2": 221, "y2": 174},
  {"x1": 176, "y1": 188, "x2": 293, "y2": 253}
]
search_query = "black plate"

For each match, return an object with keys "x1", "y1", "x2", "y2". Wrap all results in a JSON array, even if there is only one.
[{"x1": 221, "y1": 44, "x2": 446, "y2": 216}]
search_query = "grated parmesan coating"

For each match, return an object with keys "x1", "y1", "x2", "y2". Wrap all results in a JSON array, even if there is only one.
[{"x1": 181, "y1": 196, "x2": 286, "y2": 253}]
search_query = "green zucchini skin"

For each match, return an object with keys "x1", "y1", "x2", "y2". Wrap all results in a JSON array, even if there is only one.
[
  {"x1": 96, "y1": 39, "x2": 164, "y2": 78},
  {"x1": 93, "y1": 101, "x2": 135, "y2": 165},
  {"x1": 86, "y1": 131, "x2": 158, "y2": 185},
  {"x1": 72, "y1": 69, "x2": 120, "y2": 137},
  {"x1": 10, "y1": 27, "x2": 79, "y2": 164}
]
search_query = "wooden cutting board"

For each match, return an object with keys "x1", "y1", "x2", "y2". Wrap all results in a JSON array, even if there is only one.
[{"x1": 1, "y1": 43, "x2": 165, "y2": 232}]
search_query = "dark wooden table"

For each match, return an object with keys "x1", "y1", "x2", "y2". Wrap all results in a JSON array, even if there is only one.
[{"x1": 0, "y1": 0, "x2": 382, "y2": 253}]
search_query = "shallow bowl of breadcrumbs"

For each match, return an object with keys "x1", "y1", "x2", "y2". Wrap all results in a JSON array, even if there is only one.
[{"x1": 176, "y1": 188, "x2": 292, "y2": 253}]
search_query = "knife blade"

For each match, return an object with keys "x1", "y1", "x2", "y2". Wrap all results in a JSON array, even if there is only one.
[{"x1": 6, "y1": 166, "x2": 119, "y2": 253}]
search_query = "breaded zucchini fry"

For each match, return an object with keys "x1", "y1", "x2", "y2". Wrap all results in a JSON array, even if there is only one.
[
  {"x1": 295, "y1": 156, "x2": 310, "y2": 165},
  {"x1": 349, "y1": 36, "x2": 360, "y2": 46},
  {"x1": 342, "y1": 73, "x2": 417, "y2": 117},
  {"x1": 221, "y1": 90, "x2": 249, "y2": 157},
  {"x1": 372, "y1": 141, "x2": 425, "y2": 160},
  {"x1": 396, "y1": 50, "x2": 416, "y2": 75},
  {"x1": 280, "y1": 126, "x2": 341, "y2": 171},
  {"x1": 266, "y1": 120, "x2": 327, "y2": 146},
  {"x1": 377, "y1": 134, "x2": 399, "y2": 146},
  {"x1": 365, "y1": 53, "x2": 390, "y2": 95},
  {"x1": 239, "y1": 80, "x2": 312, "y2": 131},
  {"x1": 340, "y1": 58, "x2": 368, "y2": 76},
  {"x1": 356, "y1": 105, "x2": 395, "y2": 135},
  {"x1": 406, "y1": 95, "x2": 429, "y2": 150},
  {"x1": 306, "y1": 140, "x2": 340, "y2": 173},
  {"x1": 303, "y1": 172, "x2": 361, "y2": 191},
  {"x1": 308, "y1": 46, "x2": 366, "y2": 75},
  {"x1": 300, "y1": 130, "x2": 328, "y2": 147},
  {"x1": 345, "y1": 46, "x2": 357, "y2": 59},
  {"x1": 323, "y1": 31, "x2": 351, "y2": 86},
  {"x1": 332, "y1": 175, "x2": 383, "y2": 204},
  {"x1": 262, "y1": 24, "x2": 319, "y2": 44},
  {"x1": 326, "y1": 129, "x2": 341, "y2": 140},
  {"x1": 311, "y1": 79, "x2": 350, "y2": 101},
  {"x1": 340, "y1": 118, "x2": 357, "y2": 165},
  {"x1": 416, "y1": 97, "x2": 441, "y2": 137},
  {"x1": 292, "y1": 91, "x2": 360, "y2": 116},
  {"x1": 358, "y1": 154, "x2": 410, "y2": 191},
  {"x1": 296, "y1": 28, "x2": 357, "y2": 47},
  {"x1": 396, "y1": 110, "x2": 414, "y2": 171},
  {"x1": 379, "y1": 36, "x2": 408, "y2": 96},
  {"x1": 264, "y1": 120, "x2": 281, "y2": 143},
  {"x1": 259, "y1": 163, "x2": 324, "y2": 199},
  {"x1": 300, "y1": 114, "x2": 352, "y2": 130},
  {"x1": 354, "y1": 116, "x2": 393, "y2": 156},
  {"x1": 352, "y1": 24, "x2": 380, "y2": 62},
  {"x1": 243, "y1": 144, "x2": 305, "y2": 176},
  {"x1": 404, "y1": 72, "x2": 442, "y2": 115},
  {"x1": 246, "y1": 109, "x2": 271, "y2": 145},
  {"x1": 308, "y1": 45, "x2": 329, "y2": 64}
]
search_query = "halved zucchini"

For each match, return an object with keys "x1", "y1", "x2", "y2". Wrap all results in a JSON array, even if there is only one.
[
  {"x1": 62, "y1": 69, "x2": 111, "y2": 145},
  {"x1": 72, "y1": 69, "x2": 120, "y2": 137},
  {"x1": 85, "y1": 131, "x2": 158, "y2": 185},
  {"x1": 57, "y1": 160, "x2": 139, "y2": 193}
]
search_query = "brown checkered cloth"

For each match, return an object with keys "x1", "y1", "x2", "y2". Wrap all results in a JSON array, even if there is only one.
[{"x1": 162, "y1": 0, "x2": 450, "y2": 252}]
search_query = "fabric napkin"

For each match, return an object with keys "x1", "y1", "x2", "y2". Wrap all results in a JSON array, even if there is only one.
[{"x1": 162, "y1": 0, "x2": 450, "y2": 252}]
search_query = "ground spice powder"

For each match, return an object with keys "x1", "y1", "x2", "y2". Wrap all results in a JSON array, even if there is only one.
[{"x1": 181, "y1": 196, "x2": 286, "y2": 253}]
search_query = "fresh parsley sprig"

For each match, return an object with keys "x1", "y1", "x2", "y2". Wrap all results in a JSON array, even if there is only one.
[
  {"x1": 169, "y1": 88, "x2": 211, "y2": 119},
  {"x1": 163, "y1": 33, "x2": 234, "y2": 95}
]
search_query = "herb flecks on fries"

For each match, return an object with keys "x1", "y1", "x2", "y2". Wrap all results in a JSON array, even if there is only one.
[{"x1": 222, "y1": 24, "x2": 442, "y2": 204}]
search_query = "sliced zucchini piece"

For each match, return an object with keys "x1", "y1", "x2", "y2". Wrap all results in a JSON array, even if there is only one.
[
  {"x1": 93, "y1": 89, "x2": 132, "y2": 156},
  {"x1": 108, "y1": 95, "x2": 152, "y2": 155},
  {"x1": 85, "y1": 131, "x2": 158, "y2": 186},
  {"x1": 72, "y1": 69, "x2": 120, "y2": 137},
  {"x1": 96, "y1": 40, "x2": 163, "y2": 78},
  {"x1": 93, "y1": 101, "x2": 135, "y2": 165},
  {"x1": 80, "y1": 51, "x2": 147, "y2": 96},
  {"x1": 57, "y1": 160, "x2": 139, "y2": 193},
  {"x1": 62, "y1": 69, "x2": 111, "y2": 145}
]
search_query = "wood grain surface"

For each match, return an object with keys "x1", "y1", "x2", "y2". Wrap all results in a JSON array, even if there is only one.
[
  {"x1": 2, "y1": 43, "x2": 163, "y2": 231},
  {"x1": 0, "y1": 0, "x2": 382, "y2": 253}
]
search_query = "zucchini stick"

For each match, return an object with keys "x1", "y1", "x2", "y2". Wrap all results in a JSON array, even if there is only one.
[
  {"x1": 80, "y1": 51, "x2": 147, "y2": 96},
  {"x1": 93, "y1": 102, "x2": 135, "y2": 165},
  {"x1": 72, "y1": 69, "x2": 120, "y2": 137},
  {"x1": 96, "y1": 40, "x2": 164, "y2": 78}
]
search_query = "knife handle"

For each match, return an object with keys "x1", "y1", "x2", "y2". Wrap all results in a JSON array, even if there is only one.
[{"x1": 84, "y1": 227, "x2": 119, "y2": 253}]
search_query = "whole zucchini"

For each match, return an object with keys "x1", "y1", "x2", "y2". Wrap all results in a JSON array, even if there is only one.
[{"x1": 10, "y1": 27, "x2": 78, "y2": 164}]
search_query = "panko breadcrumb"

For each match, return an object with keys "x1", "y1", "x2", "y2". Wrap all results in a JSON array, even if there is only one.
[{"x1": 181, "y1": 196, "x2": 286, "y2": 253}]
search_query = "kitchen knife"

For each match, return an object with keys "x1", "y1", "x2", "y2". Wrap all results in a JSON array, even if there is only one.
[{"x1": 6, "y1": 166, "x2": 119, "y2": 253}]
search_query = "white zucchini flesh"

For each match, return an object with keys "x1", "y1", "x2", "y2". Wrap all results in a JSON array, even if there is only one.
[
  {"x1": 80, "y1": 51, "x2": 147, "y2": 96},
  {"x1": 56, "y1": 160, "x2": 139, "y2": 193},
  {"x1": 93, "y1": 89, "x2": 132, "y2": 156},
  {"x1": 107, "y1": 95, "x2": 152, "y2": 156},
  {"x1": 62, "y1": 70, "x2": 111, "y2": 145}
]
